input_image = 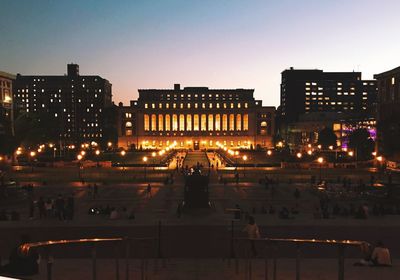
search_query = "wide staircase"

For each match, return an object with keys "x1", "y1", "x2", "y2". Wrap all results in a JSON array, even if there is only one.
[{"x1": 183, "y1": 151, "x2": 210, "y2": 169}]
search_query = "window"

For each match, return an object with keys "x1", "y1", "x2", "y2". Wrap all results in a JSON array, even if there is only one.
[
  {"x1": 172, "y1": 114, "x2": 178, "y2": 131},
  {"x1": 125, "y1": 121, "x2": 132, "y2": 128},
  {"x1": 201, "y1": 114, "x2": 207, "y2": 131},
  {"x1": 158, "y1": 115, "x2": 164, "y2": 131},
  {"x1": 159, "y1": 103, "x2": 162, "y2": 109},
  {"x1": 392, "y1": 77, "x2": 396, "y2": 85},
  {"x1": 151, "y1": 114, "x2": 157, "y2": 131},
  {"x1": 145, "y1": 104, "x2": 148, "y2": 109},
  {"x1": 236, "y1": 114, "x2": 242, "y2": 131},
  {"x1": 165, "y1": 114, "x2": 171, "y2": 131},
  {"x1": 194, "y1": 114, "x2": 199, "y2": 131},
  {"x1": 144, "y1": 114, "x2": 150, "y2": 131},
  {"x1": 244, "y1": 103, "x2": 248, "y2": 108},
  {"x1": 229, "y1": 114, "x2": 235, "y2": 131},
  {"x1": 243, "y1": 114, "x2": 249, "y2": 131},
  {"x1": 152, "y1": 103, "x2": 155, "y2": 109},
  {"x1": 179, "y1": 114, "x2": 185, "y2": 131},
  {"x1": 230, "y1": 103, "x2": 234, "y2": 109},
  {"x1": 215, "y1": 114, "x2": 221, "y2": 131},
  {"x1": 222, "y1": 114, "x2": 228, "y2": 131},
  {"x1": 208, "y1": 114, "x2": 214, "y2": 131},
  {"x1": 186, "y1": 114, "x2": 192, "y2": 131}
]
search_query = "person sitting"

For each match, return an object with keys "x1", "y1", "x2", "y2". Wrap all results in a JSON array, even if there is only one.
[
  {"x1": 279, "y1": 207, "x2": 290, "y2": 219},
  {"x1": 109, "y1": 208, "x2": 120, "y2": 220},
  {"x1": 371, "y1": 241, "x2": 392, "y2": 267}
]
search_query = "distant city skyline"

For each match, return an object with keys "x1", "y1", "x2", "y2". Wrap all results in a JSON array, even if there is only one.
[{"x1": 1, "y1": 0, "x2": 400, "y2": 107}]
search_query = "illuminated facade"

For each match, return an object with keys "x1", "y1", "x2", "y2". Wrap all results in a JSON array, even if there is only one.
[
  {"x1": 0, "y1": 71, "x2": 15, "y2": 136},
  {"x1": 280, "y1": 68, "x2": 378, "y2": 148},
  {"x1": 118, "y1": 84, "x2": 275, "y2": 150},
  {"x1": 13, "y1": 64, "x2": 114, "y2": 146}
]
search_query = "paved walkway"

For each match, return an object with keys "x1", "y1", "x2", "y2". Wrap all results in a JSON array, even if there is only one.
[{"x1": 25, "y1": 258, "x2": 400, "y2": 280}]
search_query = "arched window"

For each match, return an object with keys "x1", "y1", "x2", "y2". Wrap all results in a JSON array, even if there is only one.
[
  {"x1": 172, "y1": 114, "x2": 178, "y2": 131},
  {"x1": 208, "y1": 114, "x2": 214, "y2": 131},
  {"x1": 186, "y1": 114, "x2": 192, "y2": 131},
  {"x1": 165, "y1": 114, "x2": 171, "y2": 131},
  {"x1": 151, "y1": 114, "x2": 157, "y2": 131},
  {"x1": 243, "y1": 114, "x2": 249, "y2": 131},
  {"x1": 229, "y1": 114, "x2": 235, "y2": 131},
  {"x1": 222, "y1": 114, "x2": 228, "y2": 131},
  {"x1": 260, "y1": 121, "x2": 267, "y2": 135},
  {"x1": 125, "y1": 121, "x2": 132, "y2": 128},
  {"x1": 144, "y1": 114, "x2": 149, "y2": 131},
  {"x1": 201, "y1": 114, "x2": 207, "y2": 131},
  {"x1": 158, "y1": 115, "x2": 164, "y2": 131},
  {"x1": 236, "y1": 114, "x2": 242, "y2": 131},
  {"x1": 193, "y1": 114, "x2": 199, "y2": 131},
  {"x1": 215, "y1": 114, "x2": 221, "y2": 131},
  {"x1": 179, "y1": 114, "x2": 185, "y2": 131}
]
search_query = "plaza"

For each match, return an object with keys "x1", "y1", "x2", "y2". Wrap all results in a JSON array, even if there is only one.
[{"x1": 1, "y1": 149, "x2": 400, "y2": 279}]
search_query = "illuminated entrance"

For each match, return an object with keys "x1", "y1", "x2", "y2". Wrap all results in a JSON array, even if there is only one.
[{"x1": 193, "y1": 140, "x2": 199, "y2": 150}]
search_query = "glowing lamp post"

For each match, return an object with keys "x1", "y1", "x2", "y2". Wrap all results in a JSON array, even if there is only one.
[
  {"x1": 77, "y1": 154, "x2": 83, "y2": 180},
  {"x1": 30, "y1": 151, "x2": 36, "y2": 172},
  {"x1": 120, "y1": 150, "x2": 126, "y2": 171},
  {"x1": 152, "y1": 151, "x2": 156, "y2": 170},
  {"x1": 317, "y1": 157, "x2": 324, "y2": 182},
  {"x1": 143, "y1": 156, "x2": 148, "y2": 181},
  {"x1": 296, "y1": 152, "x2": 302, "y2": 159},
  {"x1": 95, "y1": 150, "x2": 100, "y2": 167},
  {"x1": 242, "y1": 155, "x2": 247, "y2": 177}
]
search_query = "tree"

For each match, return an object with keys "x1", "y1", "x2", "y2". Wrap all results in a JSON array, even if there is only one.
[
  {"x1": 317, "y1": 127, "x2": 337, "y2": 149},
  {"x1": 348, "y1": 128, "x2": 375, "y2": 161}
]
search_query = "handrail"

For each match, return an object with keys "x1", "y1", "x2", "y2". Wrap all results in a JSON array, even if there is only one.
[
  {"x1": 233, "y1": 237, "x2": 368, "y2": 246},
  {"x1": 19, "y1": 237, "x2": 125, "y2": 255}
]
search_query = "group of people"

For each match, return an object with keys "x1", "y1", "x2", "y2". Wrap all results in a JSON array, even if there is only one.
[{"x1": 30, "y1": 194, "x2": 74, "y2": 221}]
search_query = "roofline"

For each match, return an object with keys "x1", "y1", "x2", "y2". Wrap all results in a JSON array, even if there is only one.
[
  {"x1": 374, "y1": 66, "x2": 400, "y2": 79},
  {"x1": 0, "y1": 71, "x2": 16, "y2": 79}
]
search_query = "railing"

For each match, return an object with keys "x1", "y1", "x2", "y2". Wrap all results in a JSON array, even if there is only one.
[
  {"x1": 230, "y1": 236, "x2": 368, "y2": 280},
  {"x1": 19, "y1": 222, "x2": 164, "y2": 280}
]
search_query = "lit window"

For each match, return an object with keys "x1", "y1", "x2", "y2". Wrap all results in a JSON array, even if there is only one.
[
  {"x1": 152, "y1": 103, "x2": 155, "y2": 109},
  {"x1": 208, "y1": 114, "x2": 214, "y2": 131},
  {"x1": 179, "y1": 114, "x2": 185, "y2": 131},
  {"x1": 186, "y1": 114, "x2": 192, "y2": 131},
  {"x1": 223, "y1": 103, "x2": 227, "y2": 108},
  {"x1": 222, "y1": 114, "x2": 228, "y2": 131},
  {"x1": 159, "y1": 103, "x2": 162, "y2": 109},
  {"x1": 145, "y1": 104, "x2": 148, "y2": 109},
  {"x1": 180, "y1": 103, "x2": 184, "y2": 109},
  {"x1": 172, "y1": 114, "x2": 178, "y2": 131},
  {"x1": 229, "y1": 114, "x2": 235, "y2": 131},
  {"x1": 193, "y1": 114, "x2": 199, "y2": 131},
  {"x1": 230, "y1": 103, "x2": 234, "y2": 109},
  {"x1": 216, "y1": 103, "x2": 220, "y2": 108},
  {"x1": 173, "y1": 103, "x2": 176, "y2": 109},
  {"x1": 201, "y1": 114, "x2": 207, "y2": 131},
  {"x1": 236, "y1": 114, "x2": 242, "y2": 131},
  {"x1": 165, "y1": 114, "x2": 171, "y2": 131},
  {"x1": 151, "y1": 114, "x2": 157, "y2": 131},
  {"x1": 209, "y1": 103, "x2": 212, "y2": 109},
  {"x1": 195, "y1": 103, "x2": 198, "y2": 108},
  {"x1": 202, "y1": 103, "x2": 205, "y2": 109},
  {"x1": 238, "y1": 103, "x2": 241, "y2": 109},
  {"x1": 243, "y1": 114, "x2": 248, "y2": 130},
  {"x1": 158, "y1": 115, "x2": 164, "y2": 131},
  {"x1": 187, "y1": 103, "x2": 191, "y2": 109},
  {"x1": 166, "y1": 103, "x2": 170, "y2": 109},
  {"x1": 215, "y1": 114, "x2": 221, "y2": 131},
  {"x1": 392, "y1": 77, "x2": 395, "y2": 85}
]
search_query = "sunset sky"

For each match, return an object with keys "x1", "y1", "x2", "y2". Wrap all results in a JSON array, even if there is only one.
[{"x1": 1, "y1": 0, "x2": 399, "y2": 107}]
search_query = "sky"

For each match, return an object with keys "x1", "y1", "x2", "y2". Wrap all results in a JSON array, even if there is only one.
[{"x1": 1, "y1": 0, "x2": 400, "y2": 107}]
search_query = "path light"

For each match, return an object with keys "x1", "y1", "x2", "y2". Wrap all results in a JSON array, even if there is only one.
[
  {"x1": 296, "y1": 152, "x2": 302, "y2": 159},
  {"x1": 267, "y1": 150, "x2": 272, "y2": 156},
  {"x1": 121, "y1": 150, "x2": 126, "y2": 156},
  {"x1": 77, "y1": 154, "x2": 83, "y2": 160},
  {"x1": 80, "y1": 151, "x2": 86, "y2": 156},
  {"x1": 348, "y1": 151, "x2": 354, "y2": 157},
  {"x1": 95, "y1": 150, "x2": 100, "y2": 156},
  {"x1": 317, "y1": 157, "x2": 324, "y2": 164},
  {"x1": 307, "y1": 150, "x2": 312, "y2": 155},
  {"x1": 376, "y1": 156, "x2": 383, "y2": 162}
]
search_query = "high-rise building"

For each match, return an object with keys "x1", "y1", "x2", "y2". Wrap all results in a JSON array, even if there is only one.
[
  {"x1": 280, "y1": 68, "x2": 377, "y2": 148},
  {"x1": 117, "y1": 84, "x2": 275, "y2": 150},
  {"x1": 13, "y1": 64, "x2": 113, "y2": 146},
  {"x1": 374, "y1": 66, "x2": 400, "y2": 157},
  {"x1": 0, "y1": 71, "x2": 15, "y2": 136},
  {"x1": 281, "y1": 68, "x2": 377, "y2": 123}
]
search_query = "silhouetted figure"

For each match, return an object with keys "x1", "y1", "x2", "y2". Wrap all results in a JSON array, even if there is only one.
[
  {"x1": 0, "y1": 235, "x2": 39, "y2": 276},
  {"x1": 37, "y1": 197, "x2": 46, "y2": 219},
  {"x1": 55, "y1": 194, "x2": 65, "y2": 221},
  {"x1": 242, "y1": 216, "x2": 260, "y2": 257},
  {"x1": 371, "y1": 241, "x2": 392, "y2": 266},
  {"x1": 147, "y1": 183, "x2": 152, "y2": 197}
]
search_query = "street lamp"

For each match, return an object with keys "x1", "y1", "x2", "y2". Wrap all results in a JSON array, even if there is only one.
[
  {"x1": 296, "y1": 152, "x2": 302, "y2": 159},
  {"x1": 30, "y1": 151, "x2": 36, "y2": 172},
  {"x1": 317, "y1": 157, "x2": 324, "y2": 182},
  {"x1": 95, "y1": 149, "x2": 100, "y2": 167},
  {"x1": 152, "y1": 151, "x2": 156, "y2": 170},
  {"x1": 242, "y1": 155, "x2": 247, "y2": 177},
  {"x1": 120, "y1": 150, "x2": 126, "y2": 171},
  {"x1": 143, "y1": 156, "x2": 148, "y2": 181},
  {"x1": 77, "y1": 154, "x2": 83, "y2": 180},
  {"x1": 267, "y1": 150, "x2": 272, "y2": 156}
]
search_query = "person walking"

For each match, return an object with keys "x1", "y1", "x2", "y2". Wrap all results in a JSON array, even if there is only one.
[
  {"x1": 147, "y1": 183, "x2": 152, "y2": 198},
  {"x1": 242, "y1": 216, "x2": 261, "y2": 257}
]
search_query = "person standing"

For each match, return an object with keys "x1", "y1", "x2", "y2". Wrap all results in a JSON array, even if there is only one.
[
  {"x1": 242, "y1": 216, "x2": 261, "y2": 256},
  {"x1": 55, "y1": 194, "x2": 65, "y2": 221},
  {"x1": 147, "y1": 184, "x2": 152, "y2": 198}
]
